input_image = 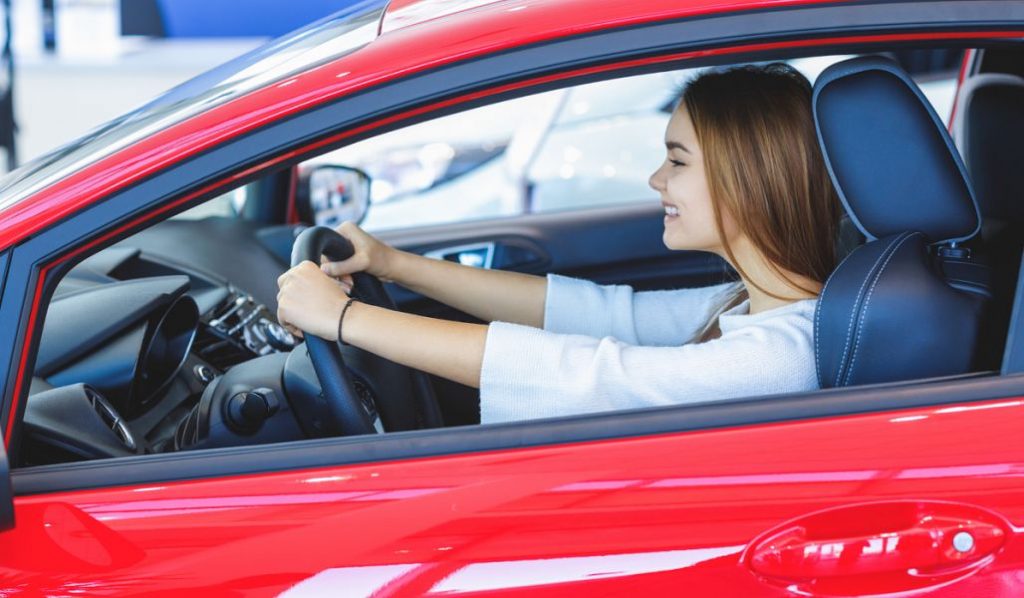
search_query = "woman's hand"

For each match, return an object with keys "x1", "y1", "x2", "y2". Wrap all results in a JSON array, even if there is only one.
[
  {"x1": 320, "y1": 221, "x2": 399, "y2": 282},
  {"x1": 277, "y1": 258, "x2": 489, "y2": 388},
  {"x1": 276, "y1": 261, "x2": 353, "y2": 340},
  {"x1": 318, "y1": 221, "x2": 547, "y2": 329}
]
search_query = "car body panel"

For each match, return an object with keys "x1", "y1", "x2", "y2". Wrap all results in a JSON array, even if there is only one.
[
  {"x1": 0, "y1": 0, "x2": 1022, "y2": 595},
  {"x1": 2, "y1": 397, "x2": 1022, "y2": 595}
]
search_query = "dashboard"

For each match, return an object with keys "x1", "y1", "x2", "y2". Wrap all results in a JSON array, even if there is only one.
[{"x1": 22, "y1": 218, "x2": 302, "y2": 466}]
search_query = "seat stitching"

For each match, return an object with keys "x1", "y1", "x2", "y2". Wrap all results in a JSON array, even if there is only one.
[
  {"x1": 843, "y1": 232, "x2": 918, "y2": 385},
  {"x1": 814, "y1": 239, "x2": 864, "y2": 386},
  {"x1": 831, "y1": 233, "x2": 909, "y2": 387}
]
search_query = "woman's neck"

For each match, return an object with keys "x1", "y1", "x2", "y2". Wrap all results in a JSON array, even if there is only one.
[{"x1": 721, "y1": 237, "x2": 821, "y2": 315}]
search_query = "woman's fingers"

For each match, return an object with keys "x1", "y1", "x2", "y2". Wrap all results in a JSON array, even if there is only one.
[
  {"x1": 276, "y1": 261, "x2": 349, "y2": 340},
  {"x1": 312, "y1": 258, "x2": 355, "y2": 290},
  {"x1": 320, "y1": 220, "x2": 393, "y2": 279},
  {"x1": 275, "y1": 303, "x2": 302, "y2": 338},
  {"x1": 336, "y1": 220, "x2": 361, "y2": 240},
  {"x1": 321, "y1": 258, "x2": 362, "y2": 278}
]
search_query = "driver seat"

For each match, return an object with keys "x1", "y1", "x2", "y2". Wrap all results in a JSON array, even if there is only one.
[{"x1": 812, "y1": 57, "x2": 989, "y2": 388}]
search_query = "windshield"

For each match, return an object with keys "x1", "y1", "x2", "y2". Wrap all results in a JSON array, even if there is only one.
[{"x1": 0, "y1": 0, "x2": 385, "y2": 211}]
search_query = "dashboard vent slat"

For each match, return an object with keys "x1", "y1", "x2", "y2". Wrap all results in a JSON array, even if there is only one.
[{"x1": 86, "y1": 387, "x2": 137, "y2": 451}]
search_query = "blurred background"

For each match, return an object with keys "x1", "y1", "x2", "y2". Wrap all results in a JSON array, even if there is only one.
[{"x1": 0, "y1": 0, "x2": 356, "y2": 170}]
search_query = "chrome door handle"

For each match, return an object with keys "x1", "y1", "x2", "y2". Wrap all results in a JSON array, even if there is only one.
[{"x1": 743, "y1": 501, "x2": 1010, "y2": 596}]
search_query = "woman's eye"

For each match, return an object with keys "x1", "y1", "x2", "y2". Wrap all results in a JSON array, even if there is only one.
[{"x1": 669, "y1": 159, "x2": 686, "y2": 167}]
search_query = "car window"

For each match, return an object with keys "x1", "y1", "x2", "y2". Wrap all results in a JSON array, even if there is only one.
[
  {"x1": 300, "y1": 51, "x2": 962, "y2": 231},
  {"x1": 173, "y1": 187, "x2": 247, "y2": 220},
  {"x1": 17, "y1": 45, "x2": 980, "y2": 472},
  {"x1": 302, "y1": 90, "x2": 566, "y2": 231}
]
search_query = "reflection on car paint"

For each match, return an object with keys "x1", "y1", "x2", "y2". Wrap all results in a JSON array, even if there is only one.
[{"x1": 4, "y1": 396, "x2": 1022, "y2": 595}]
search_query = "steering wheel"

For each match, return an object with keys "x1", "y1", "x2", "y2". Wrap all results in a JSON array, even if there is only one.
[{"x1": 288, "y1": 226, "x2": 443, "y2": 436}]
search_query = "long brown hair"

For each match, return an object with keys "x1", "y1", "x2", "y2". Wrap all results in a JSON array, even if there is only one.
[{"x1": 683, "y1": 64, "x2": 842, "y2": 341}]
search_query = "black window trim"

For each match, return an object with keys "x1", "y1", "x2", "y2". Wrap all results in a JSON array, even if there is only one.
[
  {"x1": 1001, "y1": 256, "x2": 1024, "y2": 373},
  {"x1": 1, "y1": 1, "x2": 1022, "y2": 494},
  {"x1": 0, "y1": 252, "x2": 8, "y2": 301},
  {"x1": 10, "y1": 371, "x2": 1017, "y2": 495}
]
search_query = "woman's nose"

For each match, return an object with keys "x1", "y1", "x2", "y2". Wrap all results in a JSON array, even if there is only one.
[{"x1": 649, "y1": 163, "x2": 666, "y2": 192}]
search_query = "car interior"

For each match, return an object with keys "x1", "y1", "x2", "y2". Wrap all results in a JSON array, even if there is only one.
[{"x1": 14, "y1": 44, "x2": 1024, "y2": 469}]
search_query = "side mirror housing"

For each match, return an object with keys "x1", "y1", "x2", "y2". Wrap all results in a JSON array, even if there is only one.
[{"x1": 295, "y1": 165, "x2": 372, "y2": 228}]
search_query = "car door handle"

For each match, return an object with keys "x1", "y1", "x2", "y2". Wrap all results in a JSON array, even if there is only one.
[
  {"x1": 425, "y1": 242, "x2": 495, "y2": 268},
  {"x1": 743, "y1": 501, "x2": 1010, "y2": 596}
]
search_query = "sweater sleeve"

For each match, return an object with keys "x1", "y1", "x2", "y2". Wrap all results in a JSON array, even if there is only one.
[
  {"x1": 543, "y1": 274, "x2": 738, "y2": 346},
  {"x1": 480, "y1": 305, "x2": 817, "y2": 424}
]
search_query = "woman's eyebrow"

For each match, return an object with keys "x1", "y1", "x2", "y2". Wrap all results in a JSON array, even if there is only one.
[{"x1": 666, "y1": 141, "x2": 692, "y2": 154}]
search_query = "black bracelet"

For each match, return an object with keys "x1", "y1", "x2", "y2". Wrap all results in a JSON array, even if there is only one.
[{"x1": 337, "y1": 297, "x2": 356, "y2": 345}]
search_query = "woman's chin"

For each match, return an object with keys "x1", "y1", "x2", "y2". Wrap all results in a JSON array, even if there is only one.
[
  {"x1": 663, "y1": 230, "x2": 690, "y2": 251},
  {"x1": 663, "y1": 231, "x2": 715, "y2": 253}
]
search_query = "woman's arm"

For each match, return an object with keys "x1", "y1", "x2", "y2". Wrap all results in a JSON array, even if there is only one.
[
  {"x1": 344, "y1": 301, "x2": 487, "y2": 388},
  {"x1": 276, "y1": 261, "x2": 815, "y2": 412},
  {"x1": 386, "y1": 250, "x2": 547, "y2": 328},
  {"x1": 322, "y1": 222, "x2": 547, "y2": 327},
  {"x1": 478, "y1": 308, "x2": 817, "y2": 423},
  {"x1": 277, "y1": 261, "x2": 488, "y2": 387},
  {"x1": 542, "y1": 275, "x2": 741, "y2": 345}
]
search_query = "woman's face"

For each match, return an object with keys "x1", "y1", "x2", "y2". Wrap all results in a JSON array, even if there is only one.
[{"x1": 648, "y1": 106, "x2": 739, "y2": 256}]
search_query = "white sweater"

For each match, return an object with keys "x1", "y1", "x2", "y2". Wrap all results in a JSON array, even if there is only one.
[{"x1": 479, "y1": 274, "x2": 818, "y2": 424}]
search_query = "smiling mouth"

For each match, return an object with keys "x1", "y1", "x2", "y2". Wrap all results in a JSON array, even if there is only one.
[{"x1": 663, "y1": 204, "x2": 679, "y2": 218}]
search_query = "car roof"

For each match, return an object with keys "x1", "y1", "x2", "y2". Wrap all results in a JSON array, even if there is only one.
[
  {"x1": 379, "y1": 0, "x2": 511, "y2": 34},
  {"x1": 0, "y1": 0, "x2": 951, "y2": 250},
  {"x1": 377, "y1": 0, "x2": 835, "y2": 35}
]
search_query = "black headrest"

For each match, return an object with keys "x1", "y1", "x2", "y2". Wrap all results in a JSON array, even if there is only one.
[
  {"x1": 813, "y1": 56, "x2": 980, "y2": 245},
  {"x1": 953, "y1": 73, "x2": 1024, "y2": 224},
  {"x1": 813, "y1": 57, "x2": 987, "y2": 388}
]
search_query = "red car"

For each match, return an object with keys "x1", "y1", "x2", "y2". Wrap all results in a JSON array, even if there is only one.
[{"x1": 0, "y1": 0, "x2": 1022, "y2": 595}]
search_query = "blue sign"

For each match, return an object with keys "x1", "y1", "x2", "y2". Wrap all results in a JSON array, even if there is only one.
[{"x1": 157, "y1": 0, "x2": 366, "y2": 37}]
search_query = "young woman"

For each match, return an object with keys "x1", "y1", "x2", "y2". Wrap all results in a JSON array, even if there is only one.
[{"x1": 276, "y1": 63, "x2": 843, "y2": 424}]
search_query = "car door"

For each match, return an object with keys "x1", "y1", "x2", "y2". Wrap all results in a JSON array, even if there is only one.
[
  {"x1": 1, "y1": 372, "x2": 1022, "y2": 596},
  {"x1": 1, "y1": 2, "x2": 1022, "y2": 596}
]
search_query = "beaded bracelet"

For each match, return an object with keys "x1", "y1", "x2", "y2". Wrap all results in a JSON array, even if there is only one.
[{"x1": 337, "y1": 297, "x2": 356, "y2": 345}]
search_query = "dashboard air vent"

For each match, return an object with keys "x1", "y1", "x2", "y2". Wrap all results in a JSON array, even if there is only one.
[{"x1": 86, "y1": 387, "x2": 137, "y2": 451}]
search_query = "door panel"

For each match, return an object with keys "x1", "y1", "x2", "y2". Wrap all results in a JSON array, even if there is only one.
[{"x1": 2, "y1": 395, "x2": 1021, "y2": 596}]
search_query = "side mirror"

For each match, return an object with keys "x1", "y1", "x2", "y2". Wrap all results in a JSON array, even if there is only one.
[{"x1": 295, "y1": 165, "x2": 371, "y2": 228}]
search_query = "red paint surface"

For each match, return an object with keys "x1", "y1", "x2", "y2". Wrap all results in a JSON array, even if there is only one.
[
  {"x1": 948, "y1": 48, "x2": 977, "y2": 131},
  {"x1": 2, "y1": 398, "x2": 1022, "y2": 595}
]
